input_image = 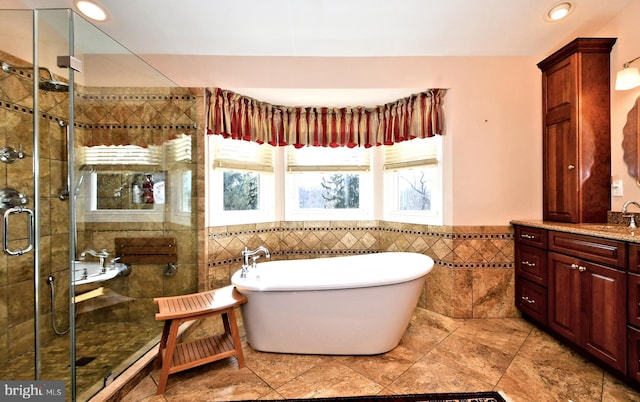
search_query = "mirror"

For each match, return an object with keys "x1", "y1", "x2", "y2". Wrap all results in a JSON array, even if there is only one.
[{"x1": 622, "y1": 96, "x2": 640, "y2": 179}]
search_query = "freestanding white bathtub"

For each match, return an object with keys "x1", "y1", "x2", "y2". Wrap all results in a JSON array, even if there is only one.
[{"x1": 231, "y1": 252, "x2": 434, "y2": 355}]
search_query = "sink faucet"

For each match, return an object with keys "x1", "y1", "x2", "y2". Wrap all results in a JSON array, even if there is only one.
[
  {"x1": 79, "y1": 248, "x2": 110, "y2": 271},
  {"x1": 622, "y1": 201, "x2": 640, "y2": 228},
  {"x1": 240, "y1": 246, "x2": 271, "y2": 278}
]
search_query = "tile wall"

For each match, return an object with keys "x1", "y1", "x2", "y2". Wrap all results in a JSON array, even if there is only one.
[{"x1": 206, "y1": 221, "x2": 517, "y2": 319}]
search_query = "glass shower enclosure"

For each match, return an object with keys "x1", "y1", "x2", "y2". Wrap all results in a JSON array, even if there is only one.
[{"x1": 0, "y1": 8, "x2": 198, "y2": 401}]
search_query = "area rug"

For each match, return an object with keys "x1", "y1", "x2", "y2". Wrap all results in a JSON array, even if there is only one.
[{"x1": 241, "y1": 391, "x2": 507, "y2": 402}]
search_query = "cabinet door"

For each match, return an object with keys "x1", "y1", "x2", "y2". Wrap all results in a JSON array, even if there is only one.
[
  {"x1": 542, "y1": 57, "x2": 578, "y2": 222},
  {"x1": 548, "y1": 252, "x2": 581, "y2": 344},
  {"x1": 581, "y1": 261, "x2": 626, "y2": 373},
  {"x1": 630, "y1": 273, "x2": 640, "y2": 328},
  {"x1": 628, "y1": 326, "x2": 640, "y2": 383}
]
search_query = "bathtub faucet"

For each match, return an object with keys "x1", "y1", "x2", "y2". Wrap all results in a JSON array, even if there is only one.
[{"x1": 240, "y1": 246, "x2": 270, "y2": 278}]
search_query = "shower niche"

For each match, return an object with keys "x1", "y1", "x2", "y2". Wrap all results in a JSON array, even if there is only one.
[
  {"x1": 78, "y1": 169, "x2": 192, "y2": 225},
  {"x1": 94, "y1": 171, "x2": 165, "y2": 210},
  {"x1": 77, "y1": 133, "x2": 193, "y2": 222}
]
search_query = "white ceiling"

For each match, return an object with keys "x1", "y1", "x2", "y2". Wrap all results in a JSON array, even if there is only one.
[{"x1": 1, "y1": 0, "x2": 632, "y2": 90}]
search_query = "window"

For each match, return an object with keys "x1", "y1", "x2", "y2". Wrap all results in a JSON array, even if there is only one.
[
  {"x1": 285, "y1": 146, "x2": 371, "y2": 220},
  {"x1": 209, "y1": 135, "x2": 274, "y2": 225},
  {"x1": 383, "y1": 137, "x2": 442, "y2": 225}
]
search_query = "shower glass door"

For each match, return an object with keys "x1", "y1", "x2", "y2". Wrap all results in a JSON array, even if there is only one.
[
  {"x1": 65, "y1": 10, "x2": 199, "y2": 401},
  {"x1": 0, "y1": 7, "x2": 198, "y2": 399},
  {"x1": 0, "y1": 6, "x2": 41, "y2": 385}
]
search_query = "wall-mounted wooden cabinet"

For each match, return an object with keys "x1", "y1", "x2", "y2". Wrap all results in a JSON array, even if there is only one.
[{"x1": 537, "y1": 38, "x2": 616, "y2": 223}]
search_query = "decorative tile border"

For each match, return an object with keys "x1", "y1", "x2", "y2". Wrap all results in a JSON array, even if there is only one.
[{"x1": 0, "y1": 97, "x2": 198, "y2": 130}]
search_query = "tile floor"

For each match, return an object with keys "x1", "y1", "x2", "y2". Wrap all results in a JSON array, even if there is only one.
[{"x1": 122, "y1": 309, "x2": 640, "y2": 402}]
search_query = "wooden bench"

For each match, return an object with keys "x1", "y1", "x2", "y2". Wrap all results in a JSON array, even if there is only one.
[{"x1": 153, "y1": 286, "x2": 248, "y2": 394}]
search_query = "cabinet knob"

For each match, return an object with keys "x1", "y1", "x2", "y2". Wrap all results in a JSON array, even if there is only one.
[
  {"x1": 522, "y1": 261, "x2": 536, "y2": 267},
  {"x1": 570, "y1": 263, "x2": 587, "y2": 272},
  {"x1": 521, "y1": 296, "x2": 536, "y2": 304},
  {"x1": 520, "y1": 234, "x2": 535, "y2": 240},
  {"x1": 568, "y1": 164, "x2": 575, "y2": 170}
]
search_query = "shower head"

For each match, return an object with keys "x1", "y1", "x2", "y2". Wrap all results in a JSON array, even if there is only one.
[
  {"x1": 1, "y1": 60, "x2": 69, "y2": 93},
  {"x1": 39, "y1": 68, "x2": 69, "y2": 93}
]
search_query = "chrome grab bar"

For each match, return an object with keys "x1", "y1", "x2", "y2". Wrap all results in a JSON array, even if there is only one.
[{"x1": 3, "y1": 206, "x2": 34, "y2": 256}]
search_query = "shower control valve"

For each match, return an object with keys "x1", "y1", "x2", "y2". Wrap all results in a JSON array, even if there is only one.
[{"x1": 0, "y1": 145, "x2": 25, "y2": 164}]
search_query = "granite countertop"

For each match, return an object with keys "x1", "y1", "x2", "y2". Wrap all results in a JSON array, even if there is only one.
[{"x1": 511, "y1": 220, "x2": 640, "y2": 244}]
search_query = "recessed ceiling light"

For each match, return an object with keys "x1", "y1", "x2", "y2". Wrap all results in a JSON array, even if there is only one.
[
  {"x1": 76, "y1": 0, "x2": 108, "y2": 21},
  {"x1": 545, "y1": 2, "x2": 573, "y2": 22}
]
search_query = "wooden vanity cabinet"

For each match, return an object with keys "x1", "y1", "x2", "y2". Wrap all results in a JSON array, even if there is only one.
[
  {"x1": 547, "y1": 231, "x2": 626, "y2": 373},
  {"x1": 537, "y1": 38, "x2": 616, "y2": 223},
  {"x1": 628, "y1": 244, "x2": 640, "y2": 382},
  {"x1": 515, "y1": 226, "x2": 627, "y2": 375},
  {"x1": 514, "y1": 226, "x2": 548, "y2": 325}
]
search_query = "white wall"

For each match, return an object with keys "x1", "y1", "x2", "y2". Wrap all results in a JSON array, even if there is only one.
[
  {"x1": 594, "y1": 0, "x2": 640, "y2": 212},
  {"x1": 224, "y1": 56, "x2": 541, "y2": 226}
]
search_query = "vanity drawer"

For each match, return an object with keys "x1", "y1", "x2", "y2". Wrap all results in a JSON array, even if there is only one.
[
  {"x1": 548, "y1": 230, "x2": 626, "y2": 269},
  {"x1": 515, "y1": 244, "x2": 547, "y2": 286},
  {"x1": 515, "y1": 276, "x2": 547, "y2": 326},
  {"x1": 514, "y1": 225, "x2": 547, "y2": 248}
]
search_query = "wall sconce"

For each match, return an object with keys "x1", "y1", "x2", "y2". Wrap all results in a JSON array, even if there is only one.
[{"x1": 615, "y1": 56, "x2": 640, "y2": 91}]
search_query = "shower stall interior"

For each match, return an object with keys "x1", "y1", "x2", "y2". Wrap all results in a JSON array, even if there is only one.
[{"x1": 0, "y1": 8, "x2": 199, "y2": 401}]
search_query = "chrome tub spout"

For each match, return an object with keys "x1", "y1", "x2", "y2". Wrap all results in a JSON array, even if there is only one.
[{"x1": 240, "y1": 246, "x2": 271, "y2": 278}]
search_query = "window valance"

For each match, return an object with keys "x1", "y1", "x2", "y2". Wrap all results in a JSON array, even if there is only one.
[{"x1": 207, "y1": 88, "x2": 445, "y2": 148}]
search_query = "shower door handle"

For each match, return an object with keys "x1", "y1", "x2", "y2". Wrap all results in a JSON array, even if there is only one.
[{"x1": 3, "y1": 206, "x2": 34, "y2": 256}]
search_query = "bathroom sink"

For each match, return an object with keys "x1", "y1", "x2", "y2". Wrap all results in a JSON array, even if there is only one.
[{"x1": 73, "y1": 261, "x2": 130, "y2": 285}]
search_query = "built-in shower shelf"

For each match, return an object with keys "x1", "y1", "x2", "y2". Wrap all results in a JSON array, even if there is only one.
[
  {"x1": 115, "y1": 237, "x2": 177, "y2": 264},
  {"x1": 73, "y1": 287, "x2": 105, "y2": 304}
]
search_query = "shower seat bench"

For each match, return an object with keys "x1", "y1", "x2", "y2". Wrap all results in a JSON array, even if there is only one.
[{"x1": 153, "y1": 285, "x2": 248, "y2": 394}]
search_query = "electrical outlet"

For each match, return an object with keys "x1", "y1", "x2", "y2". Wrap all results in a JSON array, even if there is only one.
[{"x1": 612, "y1": 179, "x2": 623, "y2": 197}]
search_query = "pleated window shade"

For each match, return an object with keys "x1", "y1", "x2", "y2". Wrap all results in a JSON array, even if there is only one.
[
  {"x1": 211, "y1": 135, "x2": 274, "y2": 172},
  {"x1": 383, "y1": 137, "x2": 439, "y2": 170},
  {"x1": 286, "y1": 146, "x2": 370, "y2": 172}
]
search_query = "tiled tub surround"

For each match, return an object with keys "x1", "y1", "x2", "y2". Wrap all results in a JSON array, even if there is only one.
[{"x1": 207, "y1": 222, "x2": 516, "y2": 319}]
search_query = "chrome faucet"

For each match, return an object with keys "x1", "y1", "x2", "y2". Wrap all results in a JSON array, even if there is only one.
[
  {"x1": 79, "y1": 248, "x2": 110, "y2": 271},
  {"x1": 240, "y1": 246, "x2": 271, "y2": 278},
  {"x1": 622, "y1": 200, "x2": 640, "y2": 228}
]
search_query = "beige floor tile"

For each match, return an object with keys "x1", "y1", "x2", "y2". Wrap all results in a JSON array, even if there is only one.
[
  {"x1": 123, "y1": 309, "x2": 640, "y2": 402},
  {"x1": 450, "y1": 318, "x2": 532, "y2": 355},
  {"x1": 602, "y1": 372, "x2": 640, "y2": 402},
  {"x1": 336, "y1": 343, "x2": 423, "y2": 387},
  {"x1": 274, "y1": 361, "x2": 384, "y2": 399},
  {"x1": 161, "y1": 361, "x2": 272, "y2": 402},
  {"x1": 496, "y1": 337, "x2": 605, "y2": 402},
  {"x1": 244, "y1": 347, "x2": 327, "y2": 389},
  {"x1": 121, "y1": 376, "x2": 165, "y2": 402},
  {"x1": 388, "y1": 357, "x2": 495, "y2": 394},
  {"x1": 427, "y1": 332, "x2": 516, "y2": 385}
]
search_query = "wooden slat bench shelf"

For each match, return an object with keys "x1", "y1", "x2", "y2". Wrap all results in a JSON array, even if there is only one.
[
  {"x1": 115, "y1": 237, "x2": 177, "y2": 265},
  {"x1": 153, "y1": 285, "x2": 248, "y2": 394}
]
